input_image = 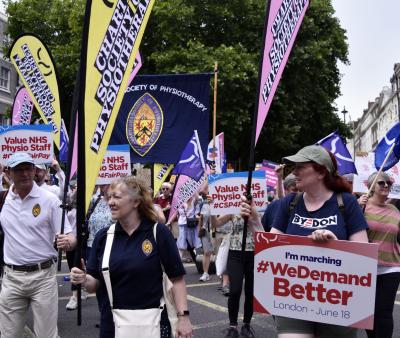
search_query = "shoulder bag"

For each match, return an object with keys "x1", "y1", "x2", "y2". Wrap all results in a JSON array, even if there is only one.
[{"x1": 102, "y1": 224, "x2": 164, "y2": 338}]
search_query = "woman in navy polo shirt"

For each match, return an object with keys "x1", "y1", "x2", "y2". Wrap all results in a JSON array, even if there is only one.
[
  {"x1": 71, "y1": 176, "x2": 192, "y2": 338},
  {"x1": 242, "y1": 145, "x2": 369, "y2": 338}
]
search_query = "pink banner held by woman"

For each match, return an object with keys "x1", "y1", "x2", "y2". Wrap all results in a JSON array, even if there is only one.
[
  {"x1": 11, "y1": 86, "x2": 34, "y2": 125},
  {"x1": 256, "y1": 0, "x2": 309, "y2": 143}
]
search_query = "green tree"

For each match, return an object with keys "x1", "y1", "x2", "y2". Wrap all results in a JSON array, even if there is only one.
[{"x1": 4, "y1": 0, "x2": 349, "y2": 166}]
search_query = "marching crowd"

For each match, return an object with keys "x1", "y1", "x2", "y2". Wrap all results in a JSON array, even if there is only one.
[{"x1": 0, "y1": 145, "x2": 398, "y2": 338}]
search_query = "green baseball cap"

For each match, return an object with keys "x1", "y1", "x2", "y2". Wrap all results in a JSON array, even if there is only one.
[{"x1": 282, "y1": 145, "x2": 336, "y2": 174}]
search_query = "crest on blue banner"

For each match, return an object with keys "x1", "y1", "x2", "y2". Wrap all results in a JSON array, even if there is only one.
[
  {"x1": 374, "y1": 122, "x2": 400, "y2": 171},
  {"x1": 110, "y1": 73, "x2": 211, "y2": 164},
  {"x1": 126, "y1": 93, "x2": 163, "y2": 157},
  {"x1": 316, "y1": 131, "x2": 357, "y2": 175},
  {"x1": 172, "y1": 130, "x2": 205, "y2": 181},
  {"x1": 59, "y1": 119, "x2": 69, "y2": 163}
]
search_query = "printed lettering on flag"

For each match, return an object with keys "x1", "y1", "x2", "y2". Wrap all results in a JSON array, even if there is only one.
[
  {"x1": 11, "y1": 87, "x2": 33, "y2": 125},
  {"x1": 10, "y1": 35, "x2": 62, "y2": 148},
  {"x1": 110, "y1": 74, "x2": 210, "y2": 164},
  {"x1": 256, "y1": 0, "x2": 309, "y2": 143},
  {"x1": 81, "y1": 0, "x2": 155, "y2": 211}
]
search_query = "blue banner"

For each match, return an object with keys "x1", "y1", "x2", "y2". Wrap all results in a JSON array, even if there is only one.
[{"x1": 110, "y1": 73, "x2": 211, "y2": 164}]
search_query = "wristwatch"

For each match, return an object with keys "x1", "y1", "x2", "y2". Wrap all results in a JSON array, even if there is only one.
[{"x1": 177, "y1": 310, "x2": 190, "y2": 317}]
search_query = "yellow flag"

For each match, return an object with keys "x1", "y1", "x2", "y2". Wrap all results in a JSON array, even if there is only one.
[
  {"x1": 82, "y1": 0, "x2": 155, "y2": 211},
  {"x1": 153, "y1": 163, "x2": 174, "y2": 197},
  {"x1": 10, "y1": 34, "x2": 61, "y2": 148}
]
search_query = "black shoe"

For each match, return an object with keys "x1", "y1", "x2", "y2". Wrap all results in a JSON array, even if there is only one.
[
  {"x1": 221, "y1": 285, "x2": 230, "y2": 297},
  {"x1": 224, "y1": 327, "x2": 239, "y2": 338},
  {"x1": 240, "y1": 323, "x2": 255, "y2": 338}
]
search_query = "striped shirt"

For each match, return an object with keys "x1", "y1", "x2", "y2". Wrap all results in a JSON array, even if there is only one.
[{"x1": 365, "y1": 203, "x2": 400, "y2": 267}]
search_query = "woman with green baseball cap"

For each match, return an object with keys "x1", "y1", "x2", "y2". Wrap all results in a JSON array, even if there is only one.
[{"x1": 242, "y1": 145, "x2": 369, "y2": 338}]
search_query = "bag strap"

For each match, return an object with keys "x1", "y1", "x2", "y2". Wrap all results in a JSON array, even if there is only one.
[
  {"x1": 336, "y1": 192, "x2": 345, "y2": 218},
  {"x1": 152, "y1": 223, "x2": 165, "y2": 273},
  {"x1": 102, "y1": 223, "x2": 116, "y2": 308},
  {"x1": 86, "y1": 194, "x2": 102, "y2": 222}
]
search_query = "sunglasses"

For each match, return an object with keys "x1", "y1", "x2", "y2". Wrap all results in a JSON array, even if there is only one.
[{"x1": 376, "y1": 180, "x2": 393, "y2": 188}]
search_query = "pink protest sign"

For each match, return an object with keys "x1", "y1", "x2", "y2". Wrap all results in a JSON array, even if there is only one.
[
  {"x1": 254, "y1": 232, "x2": 378, "y2": 329},
  {"x1": 11, "y1": 87, "x2": 34, "y2": 125},
  {"x1": 256, "y1": 0, "x2": 309, "y2": 143}
]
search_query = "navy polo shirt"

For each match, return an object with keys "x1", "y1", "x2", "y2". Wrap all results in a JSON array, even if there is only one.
[
  {"x1": 261, "y1": 199, "x2": 282, "y2": 232},
  {"x1": 87, "y1": 218, "x2": 185, "y2": 337}
]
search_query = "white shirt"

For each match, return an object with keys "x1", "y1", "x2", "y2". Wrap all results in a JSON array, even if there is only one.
[
  {"x1": 39, "y1": 170, "x2": 66, "y2": 200},
  {"x1": 0, "y1": 182, "x2": 73, "y2": 265}
]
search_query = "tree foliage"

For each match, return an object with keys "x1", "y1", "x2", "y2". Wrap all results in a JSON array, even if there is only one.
[{"x1": 4, "y1": 0, "x2": 349, "y2": 166}]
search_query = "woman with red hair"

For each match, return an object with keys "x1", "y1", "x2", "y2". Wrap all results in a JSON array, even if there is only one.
[{"x1": 242, "y1": 145, "x2": 369, "y2": 338}]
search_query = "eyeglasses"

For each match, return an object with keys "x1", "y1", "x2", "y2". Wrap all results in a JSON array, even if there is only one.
[
  {"x1": 161, "y1": 187, "x2": 170, "y2": 190},
  {"x1": 376, "y1": 180, "x2": 393, "y2": 188}
]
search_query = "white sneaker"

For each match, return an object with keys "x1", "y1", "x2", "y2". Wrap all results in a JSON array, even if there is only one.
[
  {"x1": 199, "y1": 273, "x2": 210, "y2": 282},
  {"x1": 66, "y1": 296, "x2": 78, "y2": 310},
  {"x1": 81, "y1": 290, "x2": 88, "y2": 300}
]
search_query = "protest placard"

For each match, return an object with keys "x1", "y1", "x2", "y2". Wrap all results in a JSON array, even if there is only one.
[
  {"x1": 254, "y1": 232, "x2": 379, "y2": 329},
  {"x1": 208, "y1": 171, "x2": 267, "y2": 215},
  {"x1": 97, "y1": 145, "x2": 131, "y2": 185},
  {"x1": 0, "y1": 125, "x2": 53, "y2": 164},
  {"x1": 353, "y1": 152, "x2": 400, "y2": 198}
]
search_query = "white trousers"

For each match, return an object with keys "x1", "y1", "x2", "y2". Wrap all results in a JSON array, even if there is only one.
[{"x1": 0, "y1": 264, "x2": 59, "y2": 338}]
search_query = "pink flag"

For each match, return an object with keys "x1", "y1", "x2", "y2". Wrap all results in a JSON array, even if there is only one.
[
  {"x1": 11, "y1": 87, "x2": 34, "y2": 125},
  {"x1": 126, "y1": 52, "x2": 142, "y2": 88},
  {"x1": 167, "y1": 174, "x2": 206, "y2": 224},
  {"x1": 256, "y1": 0, "x2": 309, "y2": 143}
]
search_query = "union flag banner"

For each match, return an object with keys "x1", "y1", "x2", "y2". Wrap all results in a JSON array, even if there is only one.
[
  {"x1": 110, "y1": 73, "x2": 211, "y2": 164},
  {"x1": 255, "y1": 0, "x2": 309, "y2": 143},
  {"x1": 9, "y1": 34, "x2": 61, "y2": 148},
  {"x1": 80, "y1": 0, "x2": 155, "y2": 212}
]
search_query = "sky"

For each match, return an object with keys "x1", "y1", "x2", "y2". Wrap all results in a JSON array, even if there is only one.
[{"x1": 331, "y1": 0, "x2": 400, "y2": 123}]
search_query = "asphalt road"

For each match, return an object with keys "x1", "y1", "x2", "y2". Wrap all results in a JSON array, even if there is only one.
[{"x1": 20, "y1": 262, "x2": 400, "y2": 338}]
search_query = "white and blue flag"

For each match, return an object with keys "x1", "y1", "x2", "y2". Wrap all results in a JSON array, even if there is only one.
[
  {"x1": 172, "y1": 130, "x2": 205, "y2": 181},
  {"x1": 316, "y1": 131, "x2": 357, "y2": 175}
]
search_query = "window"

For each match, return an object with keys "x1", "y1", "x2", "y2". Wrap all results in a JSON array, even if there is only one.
[{"x1": 0, "y1": 66, "x2": 10, "y2": 90}]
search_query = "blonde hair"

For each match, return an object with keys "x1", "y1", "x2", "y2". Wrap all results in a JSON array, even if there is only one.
[{"x1": 110, "y1": 176, "x2": 158, "y2": 222}]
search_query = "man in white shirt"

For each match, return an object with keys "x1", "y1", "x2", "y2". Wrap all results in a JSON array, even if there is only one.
[{"x1": 0, "y1": 152, "x2": 76, "y2": 338}]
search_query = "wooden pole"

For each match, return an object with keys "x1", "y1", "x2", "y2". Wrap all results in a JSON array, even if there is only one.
[{"x1": 367, "y1": 143, "x2": 395, "y2": 196}]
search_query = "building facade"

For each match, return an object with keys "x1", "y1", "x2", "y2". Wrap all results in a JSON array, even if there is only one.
[
  {"x1": 350, "y1": 63, "x2": 400, "y2": 154},
  {"x1": 0, "y1": 12, "x2": 19, "y2": 125}
]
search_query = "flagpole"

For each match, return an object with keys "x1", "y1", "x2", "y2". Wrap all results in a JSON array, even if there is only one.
[
  {"x1": 74, "y1": 0, "x2": 92, "y2": 326},
  {"x1": 57, "y1": 70, "x2": 80, "y2": 271},
  {"x1": 212, "y1": 62, "x2": 218, "y2": 170},
  {"x1": 367, "y1": 143, "x2": 395, "y2": 196},
  {"x1": 241, "y1": 0, "x2": 271, "y2": 254}
]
